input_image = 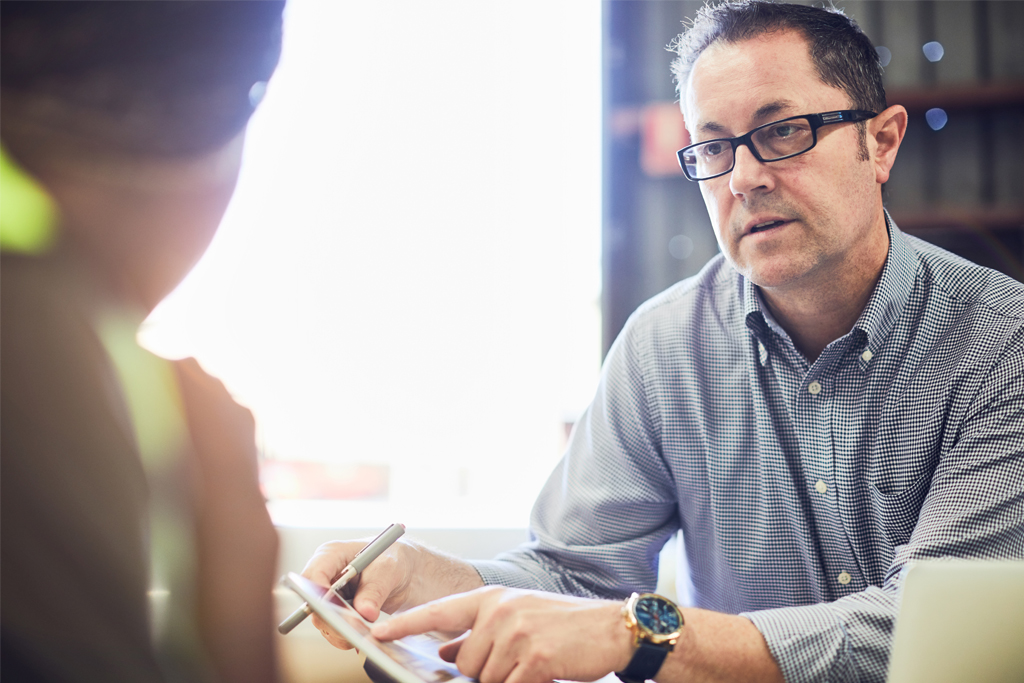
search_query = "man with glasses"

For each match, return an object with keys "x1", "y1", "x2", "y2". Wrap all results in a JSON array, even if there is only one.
[{"x1": 303, "y1": 3, "x2": 1024, "y2": 682}]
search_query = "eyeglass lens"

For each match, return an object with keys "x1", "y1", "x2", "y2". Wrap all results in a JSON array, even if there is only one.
[{"x1": 682, "y1": 118, "x2": 815, "y2": 180}]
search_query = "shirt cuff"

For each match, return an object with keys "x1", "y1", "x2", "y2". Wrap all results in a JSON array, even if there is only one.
[{"x1": 742, "y1": 602, "x2": 855, "y2": 683}]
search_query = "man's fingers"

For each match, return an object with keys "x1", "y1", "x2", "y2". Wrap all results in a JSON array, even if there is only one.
[
  {"x1": 349, "y1": 552, "x2": 407, "y2": 621},
  {"x1": 301, "y1": 538, "x2": 412, "y2": 622},
  {"x1": 504, "y1": 664, "x2": 556, "y2": 683},
  {"x1": 380, "y1": 587, "x2": 628, "y2": 683},
  {"x1": 371, "y1": 592, "x2": 482, "y2": 641},
  {"x1": 478, "y1": 657, "x2": 522, "y2": 683},
  {"x1": 352, "y1": 589, "x2": 387, "y2": 623},
  {"x1": 454, "y1": 631, "x2": 503, "y2": 683},
  {"x1": 437, "y1": 633, "x2": 467, "y2": 663},
  {"x1": 300, "y1": 541, "x2": 357, "y2": 588},
  {"x1": 310, "y1": 614, "x2": 357, "y2": 651}
]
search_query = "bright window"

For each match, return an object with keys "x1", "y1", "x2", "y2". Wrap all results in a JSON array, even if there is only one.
[{"x1": 141, "y1": 0, "x2": 602, "y2": 529}]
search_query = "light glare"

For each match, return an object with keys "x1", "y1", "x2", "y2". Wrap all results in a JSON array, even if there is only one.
[
  {"x1": 922, "y1": 41, "x2": 945, "y2": 62},
  {"x1": 925, "y1": 108, "x2": 948, "y2": 131},
  {"x1": 141, "y1": 0, "x2": 602, "y2": 528}
]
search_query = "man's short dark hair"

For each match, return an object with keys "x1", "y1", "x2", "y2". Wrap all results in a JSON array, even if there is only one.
[
  {"x1": 670, "y1": 1, "x2": 886, "y2": 114},
  {"x1": 1, "y1": 0, "x2": 285, "y2": 156}
]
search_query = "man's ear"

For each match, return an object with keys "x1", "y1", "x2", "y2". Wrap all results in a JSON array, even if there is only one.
[{"x1": 870, "y1": 104, "x2": 908, "y2": 185}]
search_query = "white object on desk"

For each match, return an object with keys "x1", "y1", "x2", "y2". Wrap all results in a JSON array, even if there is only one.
[{"x1": 887, "y1": 559, "x2": 1024, "y2": 683}]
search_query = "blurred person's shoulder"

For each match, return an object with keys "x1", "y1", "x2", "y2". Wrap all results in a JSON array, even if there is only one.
[
  {"x1": 1, "y1": 252, "x2": 121, "y2": 423},
  {"x1": 1, "y1": 251, "x2": 161, "y2": 683},
  {"x1": 2, "y1": 253, "x2": 94, "y2": 348}
]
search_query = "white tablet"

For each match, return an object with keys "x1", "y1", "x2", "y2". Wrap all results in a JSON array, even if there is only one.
[{"x1": 281, "y1": 572, "x2": 473, "y2": 683}]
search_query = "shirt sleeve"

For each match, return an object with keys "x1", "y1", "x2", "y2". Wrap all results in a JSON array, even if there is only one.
[
  {"x1": 744, "y1": 330, "x2": 1024, "y2": 683},
  {"x1": 473, "y1": 314, "x2": 681, "y2": 598}
]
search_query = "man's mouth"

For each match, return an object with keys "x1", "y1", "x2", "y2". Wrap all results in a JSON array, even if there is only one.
[{"x1": 749, "y1": 219, "x2": 788, "y2": 234}]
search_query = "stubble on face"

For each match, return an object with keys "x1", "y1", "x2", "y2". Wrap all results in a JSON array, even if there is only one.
[{"x1": 684, "y1": 31, "x2": 883, "y2": 297}]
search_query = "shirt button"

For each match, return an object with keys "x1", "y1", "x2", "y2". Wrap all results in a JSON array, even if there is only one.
[
  {"x1": 815, "y1": 480, "x2": 828, "y2": 494},
  {"x1": 838, "y1": 571, "x2": 852, "y2": 585},
  {"x1": 861, "y1": 349, "x2": 874, "y2": 362},
  {"x1": 808, "y1": 380, "x2": 822, "y2": 395}
]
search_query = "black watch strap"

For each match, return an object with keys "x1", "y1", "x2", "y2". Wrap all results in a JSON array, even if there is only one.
[{"x1": 615, "y1": 641, "x2": 670, "y2": 683}]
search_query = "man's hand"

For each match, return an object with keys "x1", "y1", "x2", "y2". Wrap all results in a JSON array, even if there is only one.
[
  {"x1": 370, "y1": 587, "x2": 634, "y2": 683},
  {"x1": 301, "y1": 537, "x2": 483, "y2": 649},
  {"x1": 302, "y1": 537, "x2": 415, "y2": 649},
  {"x1": 303, "y1": 538, "x2": 414, "y2": 622},
  {"x1": 370, "y1": 586, "x2": 787, "y2": 683}
]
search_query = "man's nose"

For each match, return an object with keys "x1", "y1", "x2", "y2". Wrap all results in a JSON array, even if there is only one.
[{"x1": 728, "y1": 142, "x2": 773, "y2": 197}]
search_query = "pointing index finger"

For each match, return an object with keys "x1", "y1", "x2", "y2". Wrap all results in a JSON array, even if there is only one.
[{"x1": 371, "y1": 591, "x2": 484, "y2": 641}]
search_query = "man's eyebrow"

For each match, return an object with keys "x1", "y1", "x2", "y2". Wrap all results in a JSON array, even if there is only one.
[
  {"x1": 752, "y1": 100, "x2": 796, "y2": 122},
  {"x1": 696, "y1": 121, "x2": 728, "y2": 136},
  {"x1": 695, "y1": 100, "x2": 798, "y2": 138}
]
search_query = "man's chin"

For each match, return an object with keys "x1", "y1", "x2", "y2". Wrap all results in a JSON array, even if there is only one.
[{"x1": 736, "y1": 261, "x2": 809, "y2": 291}]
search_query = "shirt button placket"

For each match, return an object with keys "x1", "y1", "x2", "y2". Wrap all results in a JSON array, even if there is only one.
[
  {"x1": 837, "y1": 571, "x2": 852, "y2": 586},
  {"x1": 808, "y1": 380, "x2": 822, "y2": 395}
]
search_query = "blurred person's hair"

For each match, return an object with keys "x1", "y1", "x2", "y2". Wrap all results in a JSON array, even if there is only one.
[
  {"x1": 1, "y1": 0, "x2": 284, "y2": 158},
  {"x1": 670, "y1": 1, "x2": 887, "y2": 115}
]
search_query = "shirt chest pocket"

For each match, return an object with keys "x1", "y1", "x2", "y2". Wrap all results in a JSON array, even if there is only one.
[
  {"x1": 869, "y1": 465, "x2": 936, "y2": 547},
  {"x1": 867, "y1": 394, "x2": 945, "y2": 546}
]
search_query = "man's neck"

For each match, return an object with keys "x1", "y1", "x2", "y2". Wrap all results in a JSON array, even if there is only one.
[{"x1": 759, "y1": 228, "x2": 890, "y2": 363}]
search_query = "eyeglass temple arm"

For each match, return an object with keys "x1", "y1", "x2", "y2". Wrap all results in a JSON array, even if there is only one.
[{"x1": 816, "y1": 109, "x2": 878, "y2": 125}]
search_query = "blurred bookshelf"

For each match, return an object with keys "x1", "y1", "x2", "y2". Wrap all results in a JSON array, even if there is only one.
[
  {"x1": 885, "y1": 80, "x2": 1024, "y2": 282},
  {"x1": 827, "y1": 0, "x2": 1024, "y2": 282}
]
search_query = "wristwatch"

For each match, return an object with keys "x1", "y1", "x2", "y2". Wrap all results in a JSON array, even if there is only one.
[{"x1": 615, "y1": 592, "x2": 684, "y2": 683}]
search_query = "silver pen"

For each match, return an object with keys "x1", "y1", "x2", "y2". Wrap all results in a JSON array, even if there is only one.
[{"x1": 278, "y1": 522, "x2": 406, "y2": 634}]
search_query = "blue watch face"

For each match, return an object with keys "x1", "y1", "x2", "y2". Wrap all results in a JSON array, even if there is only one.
[{"x1": 635, "y1": 596, "x2": 681, "y2": 635}]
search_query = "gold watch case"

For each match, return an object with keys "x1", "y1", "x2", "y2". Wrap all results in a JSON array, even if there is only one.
[{"x1": 622, "y1": 592, "x2": 684, "y2": 648}]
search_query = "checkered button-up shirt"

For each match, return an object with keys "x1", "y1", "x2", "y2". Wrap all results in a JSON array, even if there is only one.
[{"x1": 473, "y1": 219, "x2": 1024, "y2": 683}]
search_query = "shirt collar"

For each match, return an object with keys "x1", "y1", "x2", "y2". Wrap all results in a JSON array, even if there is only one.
[
  {"x1": 743, "y1": 210, "x2": 919, "y2": 362},
  {"x1": 852, "y1": 211, "x2": 918, "y2": 357}
]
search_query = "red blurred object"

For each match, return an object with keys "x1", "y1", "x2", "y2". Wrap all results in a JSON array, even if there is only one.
[{"x1": 640, "y1": 102, "x2": 690, "y2": 178}]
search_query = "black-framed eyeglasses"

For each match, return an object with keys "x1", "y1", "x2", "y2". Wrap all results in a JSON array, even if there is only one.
[{"x1": 676, "y1": 110, "x2": 877, "y2": 182}]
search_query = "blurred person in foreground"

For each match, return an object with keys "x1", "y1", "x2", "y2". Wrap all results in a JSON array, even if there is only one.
[
  {"x1": 1, "y1": 2, "x2": 285, "y2": 682},
  {"x1": 302, "y1": 3, "x2": 1024, "y2": 683}
]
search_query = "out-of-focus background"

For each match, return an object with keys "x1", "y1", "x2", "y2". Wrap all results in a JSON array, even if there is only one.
[{"x1": 134, "y1": 2, "x2": 1021, "y2": 680}]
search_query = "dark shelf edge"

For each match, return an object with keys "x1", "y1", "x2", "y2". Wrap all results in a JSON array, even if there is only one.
[
  {"x1": 889, "y1": 207, "x2": 1024, "y2": 232},
  {"x1": 886, "y1": 82, "x2": 1024, "y2": 114}
]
